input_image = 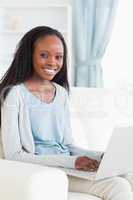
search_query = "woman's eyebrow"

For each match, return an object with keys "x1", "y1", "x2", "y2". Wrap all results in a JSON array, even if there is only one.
[{"x1": 39, "y1": 50, "x2": 63, "y2": 54}]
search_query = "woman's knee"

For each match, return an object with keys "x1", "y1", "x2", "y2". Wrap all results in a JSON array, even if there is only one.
[{"x1": 111, "y1": 177, "x2": 132, "y2": 192}]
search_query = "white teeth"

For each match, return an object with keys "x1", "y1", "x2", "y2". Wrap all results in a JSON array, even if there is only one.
[{"x1": 43, "y1": 69, "x2": 56, "y2": 75}]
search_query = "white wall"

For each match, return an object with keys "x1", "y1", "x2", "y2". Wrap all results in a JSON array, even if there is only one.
[
  {"x1": 0, "y1": 0, "x2": 73, "y2": 79},
  {"x1": 0, "y1": 0, "x2": 71, "y2": 4}
]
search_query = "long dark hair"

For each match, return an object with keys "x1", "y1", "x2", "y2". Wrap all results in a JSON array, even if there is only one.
[{"x1": 0, "y1": 26, "x2": 70, "y2": 126}]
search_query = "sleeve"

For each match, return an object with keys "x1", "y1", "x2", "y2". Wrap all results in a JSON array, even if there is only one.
[
  {"x1": 1, "y1": 87, "x2": 77, "y2": 169},
  {"x1": 63, "y1": 90, "x2": 104, "y2": 161}
]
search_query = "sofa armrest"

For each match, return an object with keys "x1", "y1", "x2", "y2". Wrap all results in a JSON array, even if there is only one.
[{"x1": 0, "y1": 159, "x2": 68, "y2": 200}]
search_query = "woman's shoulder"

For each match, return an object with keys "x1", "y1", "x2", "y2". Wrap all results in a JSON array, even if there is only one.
[
  {"x1": 7, "y1": 83, "x2": 22, "y2": 94},
  {"x1": 53, "y1": 82, "x2": 70, "y2": 106},
  {"x1": 53, "y1": 82, "x2": 68, "y2": 96},
  {"x1": 4, "y1": 83, "x2": 23, "y2": 102}
]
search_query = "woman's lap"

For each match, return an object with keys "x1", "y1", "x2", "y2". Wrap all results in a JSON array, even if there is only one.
[
  {"x1": 68, "y1": 174, "x2": 133, "y2": 199},
  {"x1": 121, "y1": 173, "x2": 133, "y2": 190}
]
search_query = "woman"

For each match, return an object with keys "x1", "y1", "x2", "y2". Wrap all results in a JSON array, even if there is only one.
[{"x1": 0, "y1": 26, "x2": 133, "y2": 200}]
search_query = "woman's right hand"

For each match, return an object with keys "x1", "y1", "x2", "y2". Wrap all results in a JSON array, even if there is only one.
[{"x1": 75, "y1": 156, "x2": 100, "y2": 172}]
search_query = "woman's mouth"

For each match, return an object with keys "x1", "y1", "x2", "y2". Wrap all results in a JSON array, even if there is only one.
[{"x1": 42, "y1": 68, "x2": 57, "y2": 76}]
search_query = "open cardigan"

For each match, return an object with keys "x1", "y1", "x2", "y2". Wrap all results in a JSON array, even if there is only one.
[{"x1": 1, "y1": 84, "x2": 103, "y2": 169}]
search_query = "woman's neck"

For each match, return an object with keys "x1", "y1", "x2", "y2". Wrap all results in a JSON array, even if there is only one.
[{"x1": 25, "y1": 76, "x2": 54, "y2": 92}]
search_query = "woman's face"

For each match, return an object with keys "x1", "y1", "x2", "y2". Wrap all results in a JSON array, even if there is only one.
[{"x1": 32, "y1": 35, "x2": 64, "y2": 81}]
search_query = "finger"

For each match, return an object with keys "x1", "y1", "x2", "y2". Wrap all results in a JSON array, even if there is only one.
[
  {"x1": 92, "y1": 160, "x2": 100, "y2": 168},
  {"x1": 86, "y1": 158, "x2": 99, "y2": 165},
  {"x1": 75, "y1": 165, "x2": 82, "y2": 170},
  {"x1": 83, "y1": 166, "x2": 96, "y2": 172},
  {"x1": 88, "y1": 164, "x2": 98, "y2": 171},
  {"x1": 83, "y1": 166, "x2": 91, "y2": 171}
]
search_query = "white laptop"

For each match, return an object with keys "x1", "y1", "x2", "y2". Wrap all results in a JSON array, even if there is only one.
[{"x1": 59, "y1": 126, "x2": 133, "y2": 181}]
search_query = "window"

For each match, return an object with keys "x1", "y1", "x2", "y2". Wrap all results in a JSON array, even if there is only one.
[{"x1": 102, "y1": 0, "x2": 133, "y2": 89}]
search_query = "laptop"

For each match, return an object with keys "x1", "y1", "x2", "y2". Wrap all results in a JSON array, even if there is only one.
[{"x1": 58, "y1": 126, "x2": 133, "y2": 181}]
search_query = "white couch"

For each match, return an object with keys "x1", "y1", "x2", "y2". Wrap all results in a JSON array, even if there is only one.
[{"x1": 1, "y1": 86, "x2": 133, "y2": 200}]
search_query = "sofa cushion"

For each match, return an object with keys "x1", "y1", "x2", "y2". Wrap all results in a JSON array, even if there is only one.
[
  {"x1": 69, "y1": 192, "x2": 101, "y2": 200},
  {"x1": 0, "y1": 159, "x2": 68, "y2": 200}
]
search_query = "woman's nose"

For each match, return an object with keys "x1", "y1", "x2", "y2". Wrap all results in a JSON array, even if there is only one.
[{"x1": 47, "y1": 56, "x2": 56, "y2": 65}]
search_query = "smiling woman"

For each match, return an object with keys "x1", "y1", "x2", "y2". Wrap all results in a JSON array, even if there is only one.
[
  {"x1": 1, "y1": 25, "x2": 133, "y2": 200},
  {"x1": 0, "y1": 26, "x2": 69, "y2": 99},
  {"x1": 32, "y1": 35, "x2": 64, "y2": 82},
  {"x1": 0, "y1": 25, "x2": 103, "y2": 172}
]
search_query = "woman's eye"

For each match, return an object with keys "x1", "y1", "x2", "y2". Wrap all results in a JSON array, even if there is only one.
[
  {"x1": 40, "y1": 53, "x2": 48, "y2": 58},
  {"x1": 56, "y1": 55, "x2": 63, "y2": 60}
]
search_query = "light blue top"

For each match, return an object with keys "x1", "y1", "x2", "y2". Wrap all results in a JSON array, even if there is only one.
[
  {"x1": 21, "y1": 82, "x2": 70, "y2": 156},
  {"x1": 1, "y1": 83, "x2": 103, "y2": 169}
]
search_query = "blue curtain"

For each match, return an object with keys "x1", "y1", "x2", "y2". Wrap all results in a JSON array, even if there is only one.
[{"x1": 72, "y1": 0, "x2": 119, "y2": 87}]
